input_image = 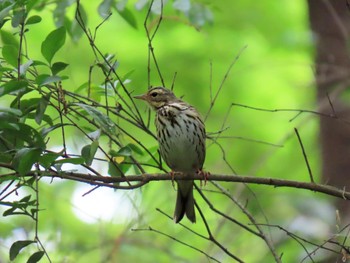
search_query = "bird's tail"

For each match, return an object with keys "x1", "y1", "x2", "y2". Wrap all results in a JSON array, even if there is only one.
[{"x1": 174, "y1": 180, "x2": 196, "y2": 223}]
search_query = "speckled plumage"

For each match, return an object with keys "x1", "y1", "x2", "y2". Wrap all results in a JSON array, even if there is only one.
[{"x1": 134, "y1": 87, "x2": 206, "y2": 223}]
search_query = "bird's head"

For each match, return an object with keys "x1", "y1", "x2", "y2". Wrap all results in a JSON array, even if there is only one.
[{"x1": 134, "y1": 86, "x2": 177, "y2": 109}]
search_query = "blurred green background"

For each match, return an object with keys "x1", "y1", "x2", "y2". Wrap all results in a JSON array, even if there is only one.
[{"x1": 0, "y1": 0, "x2": 332, "y2": 262}]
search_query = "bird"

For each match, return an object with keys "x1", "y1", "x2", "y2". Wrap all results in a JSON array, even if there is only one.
[{"x1": 134, "y1": 86, "x2": 206, "y2": 223}]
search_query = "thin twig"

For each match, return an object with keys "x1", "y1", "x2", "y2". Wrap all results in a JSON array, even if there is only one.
[
  {"x1": 131, "y1": 226, "x2": 221, "y2": 262},
  {"x1": 294, "y1": 128, "x2": 315, "y2": 183},
  {"x1": 204, "y1": 46, "x2": 248, "y2": 122}
]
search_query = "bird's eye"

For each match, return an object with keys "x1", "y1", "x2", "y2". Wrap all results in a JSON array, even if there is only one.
[{"x1": 150, "y1": 92, "x2": 158, "y2": 97}]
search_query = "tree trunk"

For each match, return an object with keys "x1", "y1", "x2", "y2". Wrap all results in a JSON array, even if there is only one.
[{"x1": 308, "y1": 0, "x2": 350, "y2": 261}]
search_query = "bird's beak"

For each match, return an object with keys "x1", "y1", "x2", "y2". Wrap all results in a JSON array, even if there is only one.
[{"x1": 133, "y1": 94, "x2": 147, "y2": 100}]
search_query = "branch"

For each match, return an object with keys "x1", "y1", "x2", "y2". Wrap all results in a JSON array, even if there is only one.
[{"x1": 1, "y1": 167, "x2": 349, "y2": 200}]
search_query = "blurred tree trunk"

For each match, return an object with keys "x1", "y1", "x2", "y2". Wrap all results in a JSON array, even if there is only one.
[{"x1": 308, "y1": 0, "x2": 350, "y2": 261}]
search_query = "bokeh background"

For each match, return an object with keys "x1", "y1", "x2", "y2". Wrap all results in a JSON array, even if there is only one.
[{"x1": 1, "y1": 1, "x2": 338, "y2": 262}]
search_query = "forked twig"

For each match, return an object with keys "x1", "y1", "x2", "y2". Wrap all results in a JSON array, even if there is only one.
[
  {"x1": 144, "y1": 0, "x2": 165, "y2": 87},
  {"x1": 204, "y1": 45, "x2": 248, "y2": 122}
]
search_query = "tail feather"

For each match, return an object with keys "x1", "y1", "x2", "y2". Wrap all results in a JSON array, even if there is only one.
[{"x1": 174, "y1": 181, "x2": 196, "y2": 223}]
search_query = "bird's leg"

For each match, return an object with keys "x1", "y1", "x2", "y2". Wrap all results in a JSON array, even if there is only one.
[
  {"x1": 169, "y1": 170, "x2": 176, "y2": 188},
  {"x1": 197, "y1": 169, "x2": 210, "y2": 187}
]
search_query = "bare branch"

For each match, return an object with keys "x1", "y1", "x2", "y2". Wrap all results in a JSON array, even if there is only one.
[
  {"x1": 2, "y1": 167, "x2": 350, "y2": 200},
  {"x1": 294, "y1": 128, "x2": 315, "y2": 183}
]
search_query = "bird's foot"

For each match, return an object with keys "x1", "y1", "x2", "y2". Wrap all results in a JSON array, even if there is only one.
[
  {"x1": 197, "y1": 169, "x2": 210, "y2": 187},
  {"x1": 169, "y1": 170, "x2": 176, "y2": 188}
]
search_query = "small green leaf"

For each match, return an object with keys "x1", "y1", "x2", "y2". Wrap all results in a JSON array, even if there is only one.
[
  {"x1": 53, "y1": 1, "x2": 71, "y2": 27},
  {"x1": 9, "y1": 240, "x2": 36, "y2": 260},
  {"x1": 54, "y1": 157, "x2": 85, "y2": 165},
  {"x1": 0, "y1": 79, "x2": 28, "y2": 96},
  {"x1": 36, "y1": 74, "x2": 61, "y2": 86},
  {"x1": 32, "y1": 60, "x2": 48, "y2": 67},
  {"x1": 0, "y1": 4, "x2": 15, "y2": 24},
  {"x1": 39, "y1": 152, "x2": 61, "y2": 169},
  {"x1": 40, "y1": 123, "x2": 67, "y2": 138},
  {"x1": 3, "y1": 206, "x2": 16, "y2": 217},
  {"x1": 17, "y1": 98, "x2": 40, "y2": 114},
  {"x1": 0, "y1": 30, "x2": 18, "y2": 46},
  {"x1": 11, "y1": 7, "x2": 25, "y2": 28},
  {"x1": 68, "y1": 3, "x2": 86, "y2": 41},
  {"x1": 15, "y1": 123, "x2": 46, "y2": 148},
  {"x1": 26, "y1": 15, "x2": 42, "y2": 25},
  {"x1": 41, "y1": 26, "x2": 66, "y2": 64},
  {"x1": 88, "y1": 129, "x2": 101, "y2": 140},
  {"x1": 116, "y1": 7, "x2": 138, "y2": 29},
  {"x1": 35, "y1": 92, "x2": 51, "y2": 125},
  {"x1": 98, "y1": 0, "x2": 114, "y2": 18},
  {"x1": 0, "y1": 152, "x2": 12, "y2": 164},
  {"x1": 2, "y1": 44, "x2": 19, "y2": 67},
  {"x1": 27, "y1": 251, "x2": 44, "y2": 263},
  {"x1": 51, "y1": 62, "x2": 68, "y2": 75},
  {"x1": 20, "y1": 194, "x2": 32, "y2": 203},
  {"x1": 0, "y1": 107, "x2": 22, "y2": 116},
  {"x1": 127, "y1": 143, "x2": 144, "y2": 155},
  {"x1": 19, "y1": 60, "x2": 33, "y2": 76},
  {"x1": 108, "y1": 161, "x2": 123, "y2": 177},
  {"x1": 116, "y1": 146, "x2": 132, "y2": 157},
  {"x1": 173, "y1": 0, "x2": 190, "y2": 12},
  {"x1": 76, "y1": 103, "x2": 116, "y2": 135},
  {"x1": 12, "y1": 148, "x2": 42, "y2": 176},
  {"x1": 81, "y1": 140, "x2": 99, "y2": 166}
]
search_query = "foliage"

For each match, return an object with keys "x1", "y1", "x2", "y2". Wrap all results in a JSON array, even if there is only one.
[{"x1": 0, "y1": 0, "x2": 347, "y2": 262}]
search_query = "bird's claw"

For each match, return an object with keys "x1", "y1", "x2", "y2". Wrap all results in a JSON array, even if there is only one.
[
  {"x1": 197, "y1": 169, "x2": 210, "y2": 187},
  {"x1": 169, "y1": 170, "x2": 176, "y2": 188}
]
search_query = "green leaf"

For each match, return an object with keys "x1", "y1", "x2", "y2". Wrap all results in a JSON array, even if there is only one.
[
  {"x1": 26, "y1": 15, "x2": 42, "y2": 25},
  {"x1": 2, "y1": 44, "x2": 19, "y2": 67},
  {"x1": 54, "y1": 157, "x2": 85, "y2": 165},
  {"x1": 51, "y1": 61, "x2": 69, "y2": 75},
  {"x1": 127, "y1": 143, "x2": 144, "y2": 155},
  {"x1": 12, "y1": 147, "x2": 42, "y2": 176},
  {"x1": 11, "y1": 6, "x2": 26, "y2": 28},
  {"x1": 76, "y1": 103, "x2": 116, "y2": 135},
  {"x1": 19, "y1": 60, "x2": 33, "y2": 76},
  {"x1": 32, "y1": 60, "x2": 48, "y2": 67},
  {"x1": 81, "y1": 140, "x2": 99, "y2": 166},
  {"x1": 15, "y1": 123, "x2": 46, "y2": 148},
  {"x1": 98, "y1": 0, "x2": 114, "y2": 18},
  {"x1": 111, "y1": 145, "x2": 132, "y2": 157},
  {"x1": 40, "y1": 123, "x2": 67, "y2": 138},
  {"x1": 88, "y1": 129, "x2": 101, "y2": 140},
  {"x1": 17, "y1": 98, "x2": 40, "y2": 114},
  {"x1": 0, "y1": 4, "x2": 15, "y2": 25},
  {"x1": 188, "y1": 3, "x2": 213, "y2": 27},
  {"x1": 173, "y1": 0, "x2": 190, "y2": 12},
  {"x1": 53, "y1": 1, "x2": 72, "y2": 27},
  {"x1": 34, "y1": 113, "x2": 53, "y2": 126},
  {"x1": 3, "y1": 206, "x2": 17, "y2": 217},
  {"x1": 39, "y1": 152, "x2": 61, "y2": 169},
  {"x1": 41, "y1": 26, "x2": 66, "y2": 64},
  {"x1": 27, "y1": 251, "x2": 44, "y2": 263},
  {"x1": 108, "y1": 161, "x2": 122, "y2": 177},
  {"x1": 36, "y1": 74, "x2": 61, "y2": 86},
  {"x1": 67, "y1": 3, "x2": 86, "y2": 42},
  {"x1": 115, "y1": 7, "x2": 137, "y2": 29},
  {"x1": 9, "y1": 240, "x2": 36, "y2": 260},
  {"x1": 20, "y1": 194, "x2": 32, "y2": 203},
  {"x1": 35, "y1": 92, "x2": 51, "y2": 125},
  {"x1": 0, "y1": 107, "x2": 22, "y2": 116},
  {"x1": 0, "y1": 152, "x2": 12, "y2": 164},
  {"x1": 0, "y1": 79, "x2": 28, "y2": 96},
  {"x1": 0, "y1": 30, "x2": 19, "y2": 46}
]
